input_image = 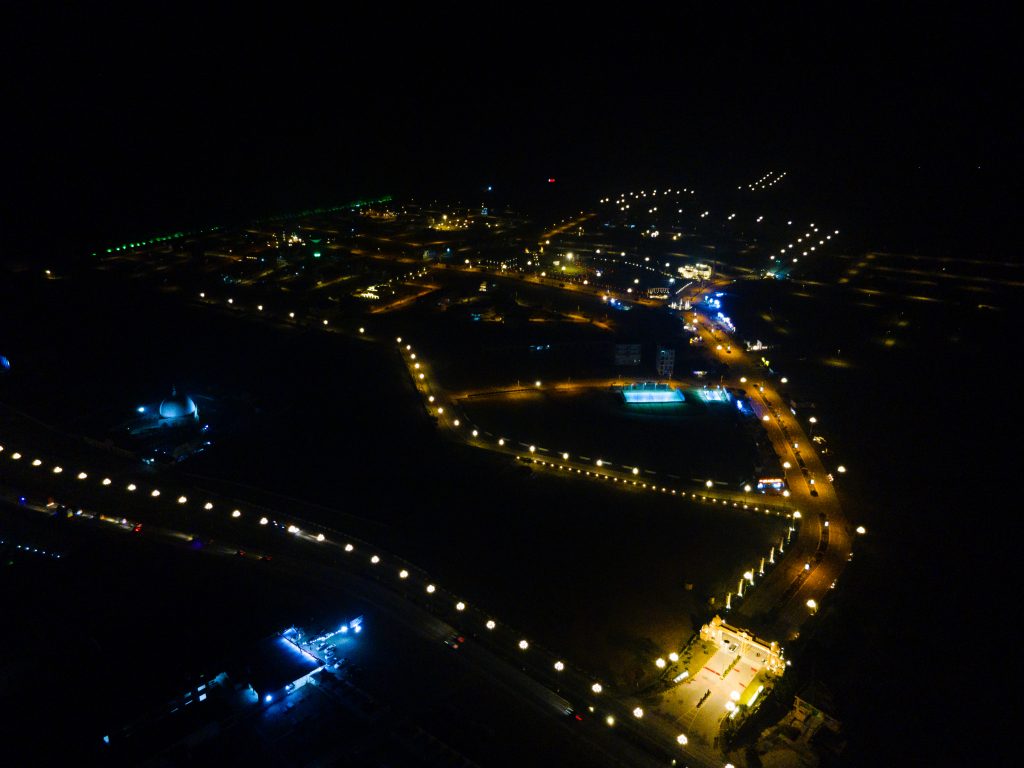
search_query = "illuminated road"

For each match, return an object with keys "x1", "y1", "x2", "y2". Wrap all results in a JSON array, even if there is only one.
[{"x1": 687, "y1": 288, "x2": 853, "y2": 640}]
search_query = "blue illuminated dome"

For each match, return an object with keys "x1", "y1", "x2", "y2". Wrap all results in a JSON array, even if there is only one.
[{"x1": 159, "y1": 388, "x2": 197, "y2": 419}]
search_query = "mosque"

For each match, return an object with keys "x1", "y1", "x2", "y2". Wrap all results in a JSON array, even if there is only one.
[
  {"x1": 130, "y1": 387, "x2": 200, "y2": 434},
  {"x1": 121, "y1": 387, "x2": 209, "y2": 463}
]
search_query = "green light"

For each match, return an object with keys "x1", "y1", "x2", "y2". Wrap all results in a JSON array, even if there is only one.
[{"x1": 313, "y1": 251, "x2": 321, "y2": 258}]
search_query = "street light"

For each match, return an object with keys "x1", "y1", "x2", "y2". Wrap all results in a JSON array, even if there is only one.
[
  {"x1": 633, "y1": 707, "x2": 644, "y2": 718},
  {"x1": 426, "y1": 584, "x2": 436, "y2": 594},
  {"x1": 676, "y1": 734, "x2": 688, "y2": 745},
  {"x1": 562, "y1": 452, "x2": 569, "y2": 460},
  {"x1": 837, "y1": 465, "x2": 847, "y2": 473},
  {"x1": 856, "y1": 525, "x2": 867, "y2": 534},
  {"x1": 486, "y1": 619, "x2": 496, "y2": 630},
  {"x1": 743, "y1": 484, "x2": 752, "y2": 492},
  {"x1": 316, "y1": 533, "x2": 325, "y2": 542},
  {"x1": 259, "y1": 517, "x2": 269, "y2": 525},
  {"x1": 370, "y1": 555, "x2": 380, "y2": 564},
  {"x1": 705, "y1": 479, "x2": 714, "y2": 488},
  {"x1": 633, "y1": 467, "x2": 640, "y2": 475},
  {"x1": 456, "y1": 601, "x2": 465, "y2": 611},
  {"x1": 554, "y1": 660, "x2": 565, "y2": 671},
  {"x1": 655, "y1": 657, "x2": 666, "y2": 668},
  {"x1": 669, "y1": 652, "x2": 679, "y2": 662},
  {"x1": 519, "y1": 639, "x2": 529, "y2": 650},
  {"x1": 399, "y1": 569, "x2": 409, "y2": 579},
  {"x1": 591, "y1": 683, "x2": 603, "y2": 694},
  {"x1": 177, "y1": 495, "x2": 187, "y2": 504}
]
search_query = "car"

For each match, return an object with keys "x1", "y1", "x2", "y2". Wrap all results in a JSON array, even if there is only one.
[{"x1": 443, "y1": 633, "x2": 465, "y2": 650}]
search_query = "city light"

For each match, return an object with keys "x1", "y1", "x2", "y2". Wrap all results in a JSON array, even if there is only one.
[
  {"x1": 677, "y1": 734, "x2": 688, "y2": 745},
  {"x1": 519, "y1": 639, "x2": 529, "y2": 650},
  {"x1": 399, "y1": 569, "x2": 409, "y2": 579},
  {"x1": 232, "y1": 509, "x2": 241, "y2": 518},
  {"x1": 76, "y1": 471, "x2": 87, "y2": 480},
  {"x1": 177, "y1": 495, "x2": 187, "y2": 504},
  {"x1": 127, "y1": 483, "x2": 136, "y2": 491},
  {"x1": 426, "y1": 584, "x2": 436, "y2": 594},
  {"x1": 838, "y1": 465, "x2": 847, "y2": 473},
  {"x1": 486, "y1": 619, "x2": 496, "y2": 630},
  {"x1": 370, "y1": 555, "x2": 380, "y2": 564},
  {"x1": 605, "y1": 715, "x2": 615, "y2": 726},
  {"x1": 316, "y1": 533, "x2": 325, "y2": 542},
  {"x1": 456, "y1": 601, "x2": 465, "y2": 611},
  {"x1": 260, "y1": 517, "x2": 269, "y2": 525},
  {"x1": 345, "y1": 543, "x2": 354, "y2": 552},
  {"x1": 633, "y1": 707, "x2": 644, "y2": 718},
  {"x1": 554, "y1": 660, "x2": 564, "y2": 671},
  {"x1": 52, "y1": 466, "x2": 63, "y2": 474},
  {"x1": 656, "y1": 657, "x2": 666, "y2": 668},
  {"x1": 669, "y1": 652, "x2": 679, "y2": 662},
  {"x1": 150, "y1": 489, "x2": 160, "y2": 497},
  {"x1": 856, "y1": 526, "x2": 867, "y2": 534},
  {"x1": 101, "y1": 478, "x2": 111, "y2": 486},
  {"x1": 591, "y1": 682, "x2": 603, "y2": 693}
]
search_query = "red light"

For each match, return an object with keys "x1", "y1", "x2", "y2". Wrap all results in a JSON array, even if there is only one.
[
  {"x1": 547, "y1": 178, "x2": 556, "y2": 183},
  {"x1": 457, "y1": 636, "x2": 465, "y2": 643},
  {"x1": 575, "y1": 714, "x2": 583, "y2": 721}
]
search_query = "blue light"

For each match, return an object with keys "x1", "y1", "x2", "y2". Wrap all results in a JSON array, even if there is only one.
[
  {"x1": 265, "y1": 694, "x2": 273, "y2": 703},
  {"x1": 340, "y1": 625, "x2": 348, "y2": 633},
  {"x1": 137, "y1": 406, "x2": 146, "y2": 413},
  {"x1": 487, "y1": 185, "x2": 493, "y2": 192},
  {"x1": 354, "y1": 625, "x2": 362, "y2": 633},
  {"x1": 0, "y1": 355, "x2": 10, "y2": 370}
]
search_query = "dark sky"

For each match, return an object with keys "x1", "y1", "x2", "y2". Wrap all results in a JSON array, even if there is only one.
[{"x1": 2, "y1": 7, "x2": 1017, "y2": 260}]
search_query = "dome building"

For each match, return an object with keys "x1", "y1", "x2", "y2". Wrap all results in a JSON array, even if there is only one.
[{"x1": 158, "y1": 387, "x2": 198, "y2": 424}]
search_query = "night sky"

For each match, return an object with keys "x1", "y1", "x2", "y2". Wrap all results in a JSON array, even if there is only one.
[{"x1": 3, "y1": 8, "x2": 1016, "y2": 262}]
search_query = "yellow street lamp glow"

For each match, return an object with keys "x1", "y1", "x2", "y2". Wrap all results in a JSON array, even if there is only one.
[
  {"x1": 287, "y1": 524, "x2": 300, "y2": 534},
  {"x1": 535, "y1": 380, "x2": 542, "y2": 387},
  {"x1": 77, "y1": 471, "x2": 87, "y2": 480},
  {"x1": 743, "y1": 484, "x2": 752, "y2": 492},
  {"x1": 418, "y1": 373, "x2": 424, "y2": 379},
  {"x1": 676, "y1": 734, "x2": 688, "y2": 745},
  {"x1": 359, "y1": 327, "x2": 365, "y2": 334},
  {"x1": 744, "y1": 571, "x2": 754, "y2": 583},
  {"x1": 428, "y1": 395, "x2": 435, "y2": 402},
  {"x1": 762, "y1": 415, "x2": 770, "y2": 422},
  {"x1": 591, "y1": 682, "x2": 603, "y2": 694},
  {"x1": 605, "y1": 715, "x2": 615, "y2": 726},
  {"x1": 856, "y1": 525, "x2": 866, "y2": 534},
  {"x1": 177, "y1": 495, "x2": 188, "y2": 504},
  {"x1": 10, "y1": 452, "x2": 21, "y2": 460},
  {"x1": 257, "y1": 305, "x2": 263, "y2": 311},
  {"x1": 669, "y1": 652, "x2": 679, "y2": 662},
  {"x1": 203, "y1": 502, "x2": 213, "y2": 510},
  {"x1": 633, "y1": 467, "x2": 640, "y2": 475},
  {"x1": 783, "y1": 461, "x2": 791, "y2": 469},
  {"x1": 150, "y1": 489, "x2": 160, "y2": 498},
  {"x1": 289, "y1": 312, "x2": 295, "y2": 318},
  {"x1": 529, "y1": 445, "x2": 536, "y2": 453},
  {"x1": 396, "y1": 337, "x2": 402, "y2": 343},
  {"x1": 655, "y1": 657, "x2": 666, "y2": 668},
  {"x1": 127, "y1": 483, "x2": 136, "y2": 491},
  {"x1": 486, "y1": 619, "x2": 496, "y2": 630},
  {"x1": 725, "y1": 700, "x2": 736, "y2": 712},
  {"x1": 554, "y1": 660, "x2": 565, "y2": 671},
  {"x1": 426, "y1": 584, "x2": 436, "y2": 594},
  {"x1": 792, "y1": 511, "x2": 802, "y2": 519},
  {"x1": 472, "y1": 429, "x2": 478, "y2": 437},
  {"x1": 455, "y1": 601, "x2": 465, "y2": 611},
  {"x1": 838, "y1": 465, "x2": 847, "y2": 473},
  {"x1": 730, "y1": 690, "x2": 740, "y2": 701},
  {"x1": 399, "y1": 569, "x2": 409, "y2": 579},
  {"x1": 498, "y1": 438, "x2": 505, "y2": 446},
  {"x1": 370, "y1": 555, "x2": 380, "y2": 564},
  {"x1": 633, "y1": 707, "x2": 644, "y2": 718},
  {"x1": 344, "y1": 543, "x2": 354, "y2": 552},
  {"x1": 562, "y1": 452, "x2": 569, "y2": 460},
  {"x1": 32, "y1": 458, "x2": 42, "y2": 466},
  {"x1": 781, "y1": 377, "x2": 788, "y2": 383},
  {"x1": 705, "y1": 479, "x2": 713, "y2": 488},
  {"x1": 806, "y1": 599, "x2": 817, "y2": 610},
  {"x1": 740, "y1": 377, "x2": 747, "y2": 383},
  {"x1": 809, "y1": 416, "x2": 817, "y2": 424},
  {"x1": 596, "y1": 459, "x2": 603, "y2": 467},
  {"x1": 453, "y1": 419, "x2": 460, "y2": 427},
  {"x1": 518, "y1": 639, "x2": 529, "y2": 650},
  {"x1": 316, "y1": 533, "x2": 325, "y2": 542},
  {"x1": 782, "y1": 490, "x2": 791, "y2": 497},
  {"x1": 52, "y1": 466, "x2": 63, "y2": 473},
  {"x1": 232, "y1": 510, "x2": 241, "y2": 518},
  {"x1": 101, "y1": 478, "x2": 111, "y2": 486}
]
